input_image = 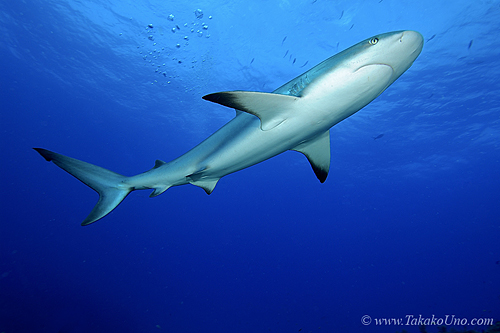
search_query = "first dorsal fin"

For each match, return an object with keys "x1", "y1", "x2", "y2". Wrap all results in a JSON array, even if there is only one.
[
  {"x1": 292, "y1": 130, "x2": 331, "y2": 183},
  {"x1": 203, "y1": 91, "x2": 300, "y2": 131}
]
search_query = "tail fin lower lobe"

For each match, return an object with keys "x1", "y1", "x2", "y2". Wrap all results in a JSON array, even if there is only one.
[{"x1": 34, "y1": 148, "x2": 133, "y2": 225}]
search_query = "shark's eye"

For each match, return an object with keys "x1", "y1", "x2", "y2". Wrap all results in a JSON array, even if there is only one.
[{"x1": 369, "y1": 37, "x2": 379, "y2": 45}]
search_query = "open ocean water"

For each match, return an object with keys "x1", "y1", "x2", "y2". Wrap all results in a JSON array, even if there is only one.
[{"x1": 1, "y1": 0, "x2": 499, "y2": 332}]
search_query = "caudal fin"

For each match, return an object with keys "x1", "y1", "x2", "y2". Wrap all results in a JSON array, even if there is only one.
[{"x1": 34, "y1": 148, "x2": 133, "y2": 226}]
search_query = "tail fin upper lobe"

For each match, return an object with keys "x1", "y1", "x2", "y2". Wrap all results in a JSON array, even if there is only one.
[{"x1": 34, "y1": 148, "x2": 133, "y2": 225}]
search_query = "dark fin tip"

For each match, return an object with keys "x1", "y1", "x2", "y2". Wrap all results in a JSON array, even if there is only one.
[
  {"x1": 202, "y1": 92, "x2": 237, "y2": 106},
  {"x1": 202, "y1": 93, "x2": 219, "y2": 102},
  {"x1": 313, "y1": 167, "x2": 328, "y2": 183},
  {"x1": 33, "y1": 148, "x2": 53, "y2": 162}
]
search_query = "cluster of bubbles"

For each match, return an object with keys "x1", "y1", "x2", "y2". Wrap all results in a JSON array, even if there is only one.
[{"x1": 137, "y1": 9, "x2": 213, "y2": 85}]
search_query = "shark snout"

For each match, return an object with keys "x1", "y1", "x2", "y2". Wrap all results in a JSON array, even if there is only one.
[
  {"x1": 379, "y1": 30, "x2": 423, "y2": 77},
  {"x1": 401, "y1": 30, "x2": 424, "y2": 57}
]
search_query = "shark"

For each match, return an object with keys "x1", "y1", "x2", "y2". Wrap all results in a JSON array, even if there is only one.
[{"x1": 34, "y1": 30, "x2": 424, "y2": 226}]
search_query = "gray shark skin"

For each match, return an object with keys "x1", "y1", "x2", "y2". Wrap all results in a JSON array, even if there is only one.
[{"x1": 34, "y1": 30, "x2": 424, "y2": 225}]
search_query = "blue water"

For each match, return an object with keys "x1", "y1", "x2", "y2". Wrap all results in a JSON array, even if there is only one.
[{"x1": 1, "y1": 1, "x2": 500, "y2": 332}]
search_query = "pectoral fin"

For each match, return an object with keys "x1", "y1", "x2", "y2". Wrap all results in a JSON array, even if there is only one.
[
  {"x1": 292, "y1": 130, "x2": 331, "y2": 183},
  {"x1": 203, "y1": 91, "x2": 300, "y2": 131}
]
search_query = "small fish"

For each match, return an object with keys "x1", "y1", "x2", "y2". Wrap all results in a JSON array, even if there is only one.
[
  {"x1": 250, "y1": 58, "x2": 254, "y2": 64},
  {"x1": 293, "y1": 58, "x2": 296, "y2": 64},
  {"x1": 283, "y1": 50, "x2": 289, "y2": 58},
  {"x1": 427, "y1": 34, "x2": 436, "y2": 42},
  {"x1": 373, "y1": 134, "x2": 384, "y2": 140},
  {"x1": 289, "y1": 54, "x2": 292, "y2": 61},
  {"x1": 349, "y1": 24, "x2": 354, "y2": 30},
  {"x1": 282, "y1": 36, "x2": 287, "y2": 45},
  {"x1": 339, "y1": 10, "x2": 344, "y2": 20},
  {"x1": 176, "y1": 25, "x2": 180, "y2": 30},
  {"x1": 468, "y1": 40, "x2": 473, "y2": 50},
  {"x1": 300, "y1": 61, "x2": 309, "y2": 68}
]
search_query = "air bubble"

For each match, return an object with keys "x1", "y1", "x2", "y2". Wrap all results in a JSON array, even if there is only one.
[{"x1": 194, "y1": 9, "x2": 203, "y2": 19}]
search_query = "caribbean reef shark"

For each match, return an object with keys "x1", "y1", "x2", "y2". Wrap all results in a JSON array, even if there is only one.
[{"x1": 35, "y1": 30, "x2": 424, "y2": 225}]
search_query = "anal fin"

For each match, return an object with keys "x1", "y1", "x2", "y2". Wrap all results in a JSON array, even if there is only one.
[{"x1": 150, "y1": 185, "x2": 170, "y2": 197}]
